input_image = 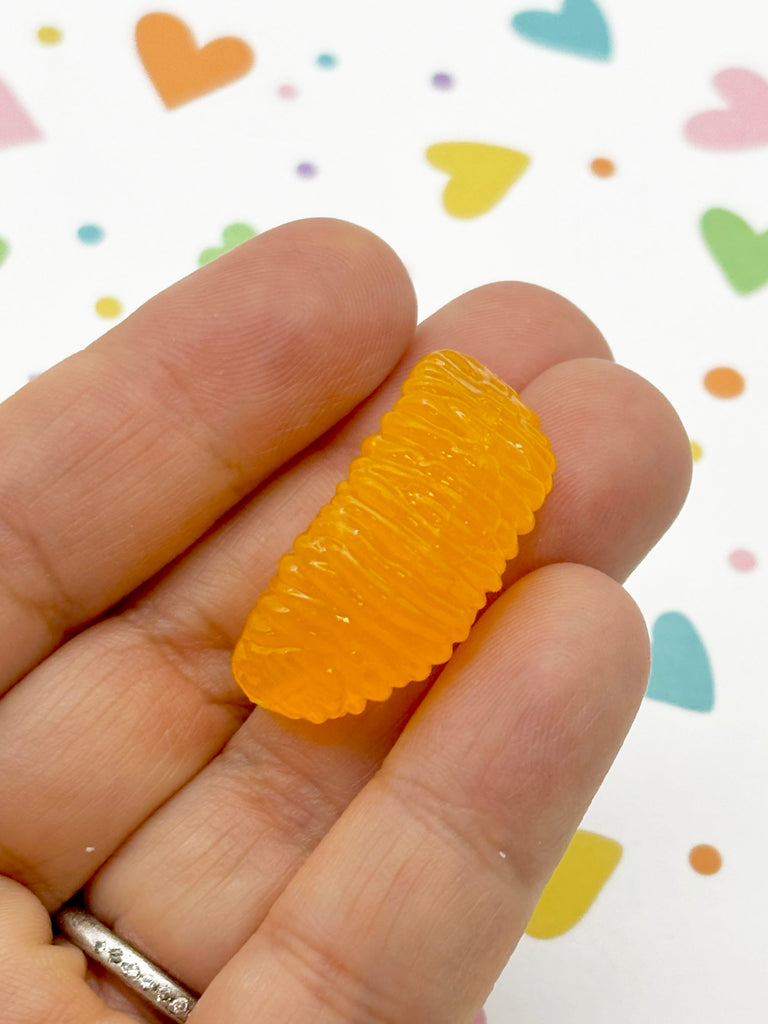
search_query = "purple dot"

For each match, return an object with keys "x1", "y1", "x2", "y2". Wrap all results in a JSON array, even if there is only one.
[
  {"x1": 297, "y1": 162, "x2": 318, "y2": 178},
  {"x1": 278, "y1": 84, "x2": 298, "y2": 99},
  {"x1": 729, "y1": 549, "x2": 757, "y2": 572},
  {"x1": 432, "y1": 72, "x2": 454, "y2": 90}
]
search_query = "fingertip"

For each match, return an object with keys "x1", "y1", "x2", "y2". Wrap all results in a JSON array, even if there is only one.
[
  {"x1": 0, "y1": 875, "x2": 54, "y2": 948},
  {"x1": 628, "y1": 366, "x2": 693, "y2": 513},
  {"x1": 535, "y1": 561, "x2": 651, "y2": 710},
  {"x1": 187, "y1": 216, "x2": 418, "y2": 348},
  {"x1": 417, "y1": 280, "x2": 613, "y2": 389},
  {"x1": 520, "y1": 358, "x2": 693, "y2": 582}
]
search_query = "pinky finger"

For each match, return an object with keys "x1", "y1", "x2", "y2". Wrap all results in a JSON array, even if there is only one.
[
  {"x1": 0, "y1": 876, "x2": 131, "y2": 1024},
  {"x1": 191, "y1": 562, "x2": 649, "y2": 1023}
]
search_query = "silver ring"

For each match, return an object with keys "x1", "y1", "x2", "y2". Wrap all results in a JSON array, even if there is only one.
[{"x1": 54, "y1": 906, "x2": 198, "y2": 1023}]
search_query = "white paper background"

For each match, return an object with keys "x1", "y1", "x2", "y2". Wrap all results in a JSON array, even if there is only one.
[{"x1": 1, "y1": 2, "x2": 766, "y2": 1021}]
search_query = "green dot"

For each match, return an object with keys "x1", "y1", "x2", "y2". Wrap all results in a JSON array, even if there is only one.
[{"x1": 317, "y1": 53, "x2": 338, "y2": 68}]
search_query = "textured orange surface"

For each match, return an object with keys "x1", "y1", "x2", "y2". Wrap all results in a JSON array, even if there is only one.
[{"x1": 232, "y1": 349, "x2": 555, "y2": 723}]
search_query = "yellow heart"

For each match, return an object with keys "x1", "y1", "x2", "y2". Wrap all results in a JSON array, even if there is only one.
[
  {"x1": 525, "y1": 830, "x2": 623, "y2": 939},
  {"x1": 426, "y1": 142, "x2": 531, "y2": 218}
]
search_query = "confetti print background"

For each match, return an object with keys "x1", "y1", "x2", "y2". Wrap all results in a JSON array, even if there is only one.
[{"x1": 1, "y1": 1, "x2": 767, "y2": 1020}]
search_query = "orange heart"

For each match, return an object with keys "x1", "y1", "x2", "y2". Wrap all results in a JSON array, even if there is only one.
[{"x1": 136, "y1": 13, "x2": 254, "y2": 109}]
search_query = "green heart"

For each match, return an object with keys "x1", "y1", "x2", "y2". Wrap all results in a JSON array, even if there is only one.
[
  {"x1": 0, "y1": 237, "x2": 9, "y2": 267},
  {"x1": 198, "y1": 222, "x2": 257, "y2": 266},
  {"x1": 701, "y1": 208, "x2": 768, "y2": 294}
]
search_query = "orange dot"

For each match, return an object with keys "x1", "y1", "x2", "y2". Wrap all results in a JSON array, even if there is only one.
[
  {"x1": 704, "y1": 366, "x2": 745, "y2": 398},
  {"x1": 590, "y1": 157, "x2": 615, "y2": 177},
  {"x1": 689, "y1": 844, "x2": 722, "y2": 875}
]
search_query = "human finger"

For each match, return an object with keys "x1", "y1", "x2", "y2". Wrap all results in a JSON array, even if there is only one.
[
  {"x1": 0, "y1": 217, "x2": 416, "y2": 692},
  {"x1": 190, "y1": 563, "x2": 649, "y2": 1023},
  {"x1": 0, "y1": 875, "x2": 130, "y2": 1023}
]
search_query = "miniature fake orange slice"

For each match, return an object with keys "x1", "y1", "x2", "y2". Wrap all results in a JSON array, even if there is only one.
[{"x1": 232, "y1": 349, "x2": 555, "y2": 723}]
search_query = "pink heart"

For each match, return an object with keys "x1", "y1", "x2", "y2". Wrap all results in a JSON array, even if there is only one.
[
  {"x1": 0, "y1": 79, "x2": 42, "y2": 149},
  {"x1": 685, "y1": 68, "x2": 768, "y2": 150}
]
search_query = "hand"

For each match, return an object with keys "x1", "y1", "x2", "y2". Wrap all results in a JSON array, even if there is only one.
[{"x1": 0, "y1": 218, "x2": 690, "y2": 1023}]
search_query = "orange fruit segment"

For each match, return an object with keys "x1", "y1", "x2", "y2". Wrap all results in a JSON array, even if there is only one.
[{"x1": 232, "y1": 350, "x2": 555, "y2": 722}]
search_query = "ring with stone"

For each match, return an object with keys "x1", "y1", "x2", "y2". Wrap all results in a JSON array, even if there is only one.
[{"x1": 54, "y1": 905, "x2": 198, "y2": 1022}]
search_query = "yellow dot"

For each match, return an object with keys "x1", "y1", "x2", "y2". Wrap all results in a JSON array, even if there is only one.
[
  {"x1": 590, "y1": 157, "x2": 615, "y2": 177},
  {"x1": 95, "y1": 296, "x2": 123, "y2": 319},
  {"x1": 38, "y1": 26, "x2": 63, "y2": 45},
  {"x1": 704, "y1": 366, "x2": 745, "y2": 398},
  {"x1": 690, "y1": 439, "x2": 703, "y2": 461},
  {"x1": 689, "y1": 843, "x2": 722, "y2": 875}
]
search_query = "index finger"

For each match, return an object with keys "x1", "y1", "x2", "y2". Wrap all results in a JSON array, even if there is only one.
[{"x1": 0, "y1": 218, "x2": 416, "y2": 693}]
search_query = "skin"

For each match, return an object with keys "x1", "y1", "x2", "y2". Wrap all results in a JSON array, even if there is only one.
[{"x1": 0, "y1": 218, "x2": 691, "y2": 1024}]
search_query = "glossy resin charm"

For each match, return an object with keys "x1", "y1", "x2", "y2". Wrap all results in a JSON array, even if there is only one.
[{"x1": 232, "y1": 349, "x2": 555, "y2": 723}]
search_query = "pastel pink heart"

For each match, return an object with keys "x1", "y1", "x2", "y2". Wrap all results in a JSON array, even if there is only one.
[
  {"x1": 0, "y1": 78, "x2": 42, "y2": 149},
  {"x1": 685, "y1": 68, "x2": 768, "y2": 149}
]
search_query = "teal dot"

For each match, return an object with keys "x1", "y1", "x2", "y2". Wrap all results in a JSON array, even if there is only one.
[
  {"x1": 317, "y1": 53, "x2": 338, "y2": 68},
  {"x1": 78, "y1": 224, "x2": 104, "y2": 244}
]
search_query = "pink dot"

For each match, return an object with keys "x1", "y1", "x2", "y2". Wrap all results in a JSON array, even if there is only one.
[
  {"x1": 729, "y1": 549, "x2": 757, "y2": 572},
  {"x1": 278, "y1": 84, "x2": 298, "y2": 99},
  {"x1": 473, "y1": 1012, "x2": 487, "y2": 1024}
]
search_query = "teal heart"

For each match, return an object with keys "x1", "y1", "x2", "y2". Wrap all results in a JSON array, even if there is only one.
[
  {"x1": 199, "y1": 222, "x2": 258, "y2": 266},
  {"x1": 646, "y1": 612, "x2": 714, "y2": 712},
  {"x1": 0, "y1": 237, "x2": 9, "y2": 267},
  {"x1": 701, "y1": 208, "x2": 768, "y2": 294},
  {"x1": 512, "y1": 0, "x2": 612, "y2": 60}
]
